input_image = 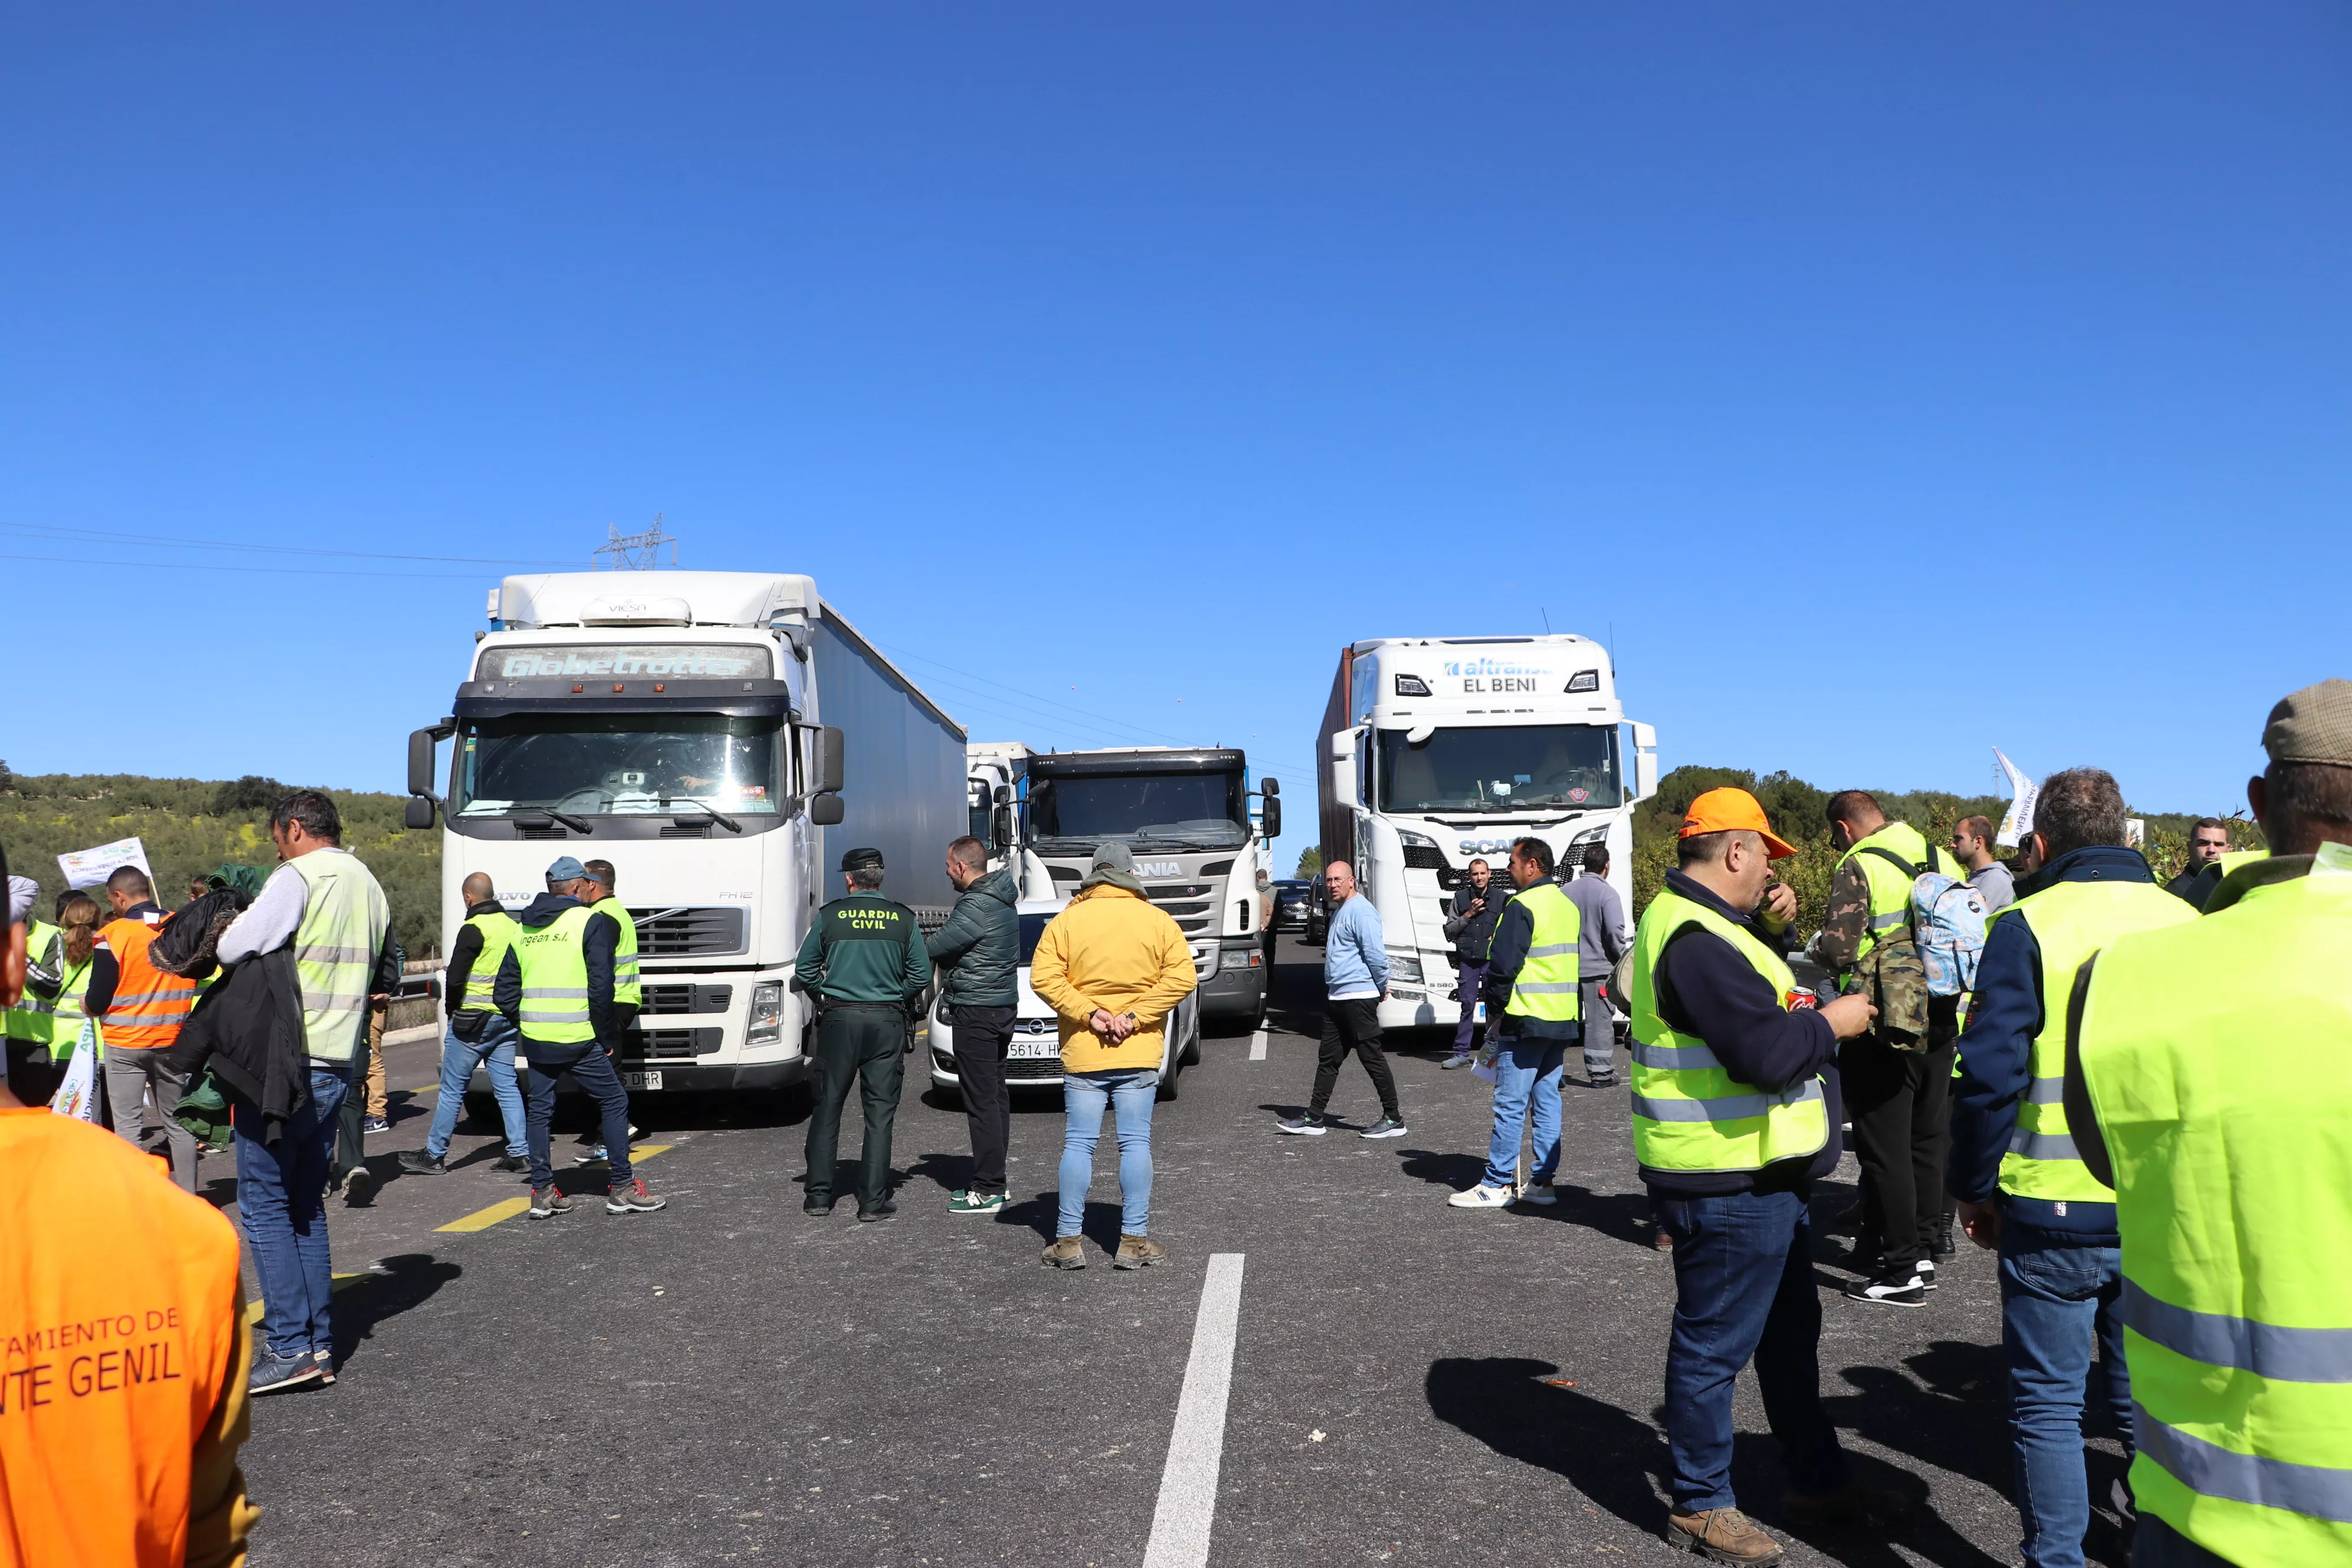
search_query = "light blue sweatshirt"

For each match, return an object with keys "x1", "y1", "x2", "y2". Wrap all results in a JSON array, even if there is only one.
[{"x1": 1323, "y1": 894, "x2": 1389, "y2": 999}]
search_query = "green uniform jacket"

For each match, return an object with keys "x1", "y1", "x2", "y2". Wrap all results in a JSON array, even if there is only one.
[{"x1": 795, "y1": 894, "x2": 932, "y2": 1006}]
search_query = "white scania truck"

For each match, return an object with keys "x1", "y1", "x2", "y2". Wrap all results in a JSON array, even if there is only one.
[
  {"x1": 405, "y1": 571, "x2": 966, "y2": 1100},
  {"x1": 1315, "y1": 635, "x2": 1657, "y2": 1034},
  {"x1": 963, "y1": 740, "x2": 1054, "y2": 900},
  {"x1": 1024, "y1": 746, "x2": 1279, "y2": 1029}
]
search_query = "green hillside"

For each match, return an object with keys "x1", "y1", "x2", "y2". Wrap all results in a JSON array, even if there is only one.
[
  {"x1": 1629, "y1": 765, "x2": 2261, "y2": 930},
  {"x1": 0, "y1": 770, "x2": 440, "y2": 960}
]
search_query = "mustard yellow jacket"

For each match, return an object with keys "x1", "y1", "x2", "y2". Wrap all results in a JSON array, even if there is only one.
[{"x1": 1029, "y1": 885, "x2": 1197, "y2": 1073}]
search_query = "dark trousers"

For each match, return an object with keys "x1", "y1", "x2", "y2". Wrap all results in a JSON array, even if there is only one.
[
  {"x1": 1312, "y1": 998, "x2": 1400, "y2": 1121},
  {"x1": 5, "y1": 1037, "x2": 64, "y2": 1108},
  {"x1": 1654, "y1": 1187, "x2": 1847, "y2": 1512},
  {"x1": 805, "y1": 1006, "x2": 905, "y2": 1207},
  {"x1": 522, "y1": 1040, "x2": 635, "y2": 1188},
  {"x1": 951, "y1": 1004, "x2": 1015, "y2": 1195},
  {"x1": 1451, "y1": 962, "x2": 1488, "y2": 1054},
  {"x1": 1843, "y1": 1034, "x2": 1955, "y2": 1272}
]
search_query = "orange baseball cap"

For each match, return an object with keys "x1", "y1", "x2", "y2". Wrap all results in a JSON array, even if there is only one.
[{"x1": 1678, "y1": 786, "x2": 1798, "y2": 860}]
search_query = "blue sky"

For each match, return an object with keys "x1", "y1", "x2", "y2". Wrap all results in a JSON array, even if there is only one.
[{"x1": 5, "y1": 5, "x2": 2347, "y2": 868}]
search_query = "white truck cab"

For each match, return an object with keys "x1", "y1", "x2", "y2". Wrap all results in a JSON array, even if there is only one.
[{"x1": 1316, "y1": 635, "x2": 1658, "y2": 1033}]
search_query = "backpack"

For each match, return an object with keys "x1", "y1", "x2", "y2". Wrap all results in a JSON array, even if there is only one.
[{"x1": 1860, "y1": 847, "x2": 1988, "y2": 998}]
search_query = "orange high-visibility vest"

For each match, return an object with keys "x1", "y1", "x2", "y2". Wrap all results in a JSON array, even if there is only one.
[{"x1": 95, "y1": 914, "x2": 198, "y2": 1051}]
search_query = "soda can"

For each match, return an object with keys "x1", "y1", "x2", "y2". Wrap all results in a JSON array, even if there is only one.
[{"x1": 1785, "y1": 987, "x2": 1819, "y2": 1012}]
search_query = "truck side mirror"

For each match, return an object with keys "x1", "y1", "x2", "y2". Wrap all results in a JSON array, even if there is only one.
[
  {"x1": 408, "y1": 727, "x2": 441, "y2": 798},
  {"x1": 992, "y1": 803, "x2": 1014, "y2": 848},
  {"x1": 1261, "y1": 777, "x2": 1279, "y2": 796},
  {"x1": 994, "y1": 784, "x2": 1012, "y2": 805},
  {"x1": 403, "y1": 796, "x2": 436, "y2": 831},
  {"x1": 810, "y1": 794, "x2": 845, "y2": 826},
  {"x1": 808, "y1": 726, "x2": 846, "y2": 796},
  {"x1": 1261, "y1": 796, "x2": 1283, "y2": 839}
]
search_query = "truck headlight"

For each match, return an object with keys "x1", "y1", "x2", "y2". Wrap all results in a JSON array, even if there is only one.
[
  {"x1": 1387, "y1": 951, "x2": 1425, "y2": 984},
  {"x1": 1220, "y1": 946, "x2": 1262, "y2": 971},
  {"x1": 1396, "y1": 828, "x2": 1436, "y2": 849},
  {"x1": 747, "y1": 981, "x2": 785, "y2": 1046}
]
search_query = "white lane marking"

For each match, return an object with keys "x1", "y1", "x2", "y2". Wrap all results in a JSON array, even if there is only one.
[
  {"x1": 1248, "y1": 1030, "x2": 1268, "y2": 1060},
  {"x1": 1142, "y1": 1253, "x2": 1246, "y2": 1568}
]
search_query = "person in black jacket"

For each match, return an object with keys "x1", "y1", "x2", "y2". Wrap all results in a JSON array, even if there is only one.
[
  {"x1": 1439, "y1": 858, "x2": 1502, "y2": 1070},
  {"x1": 492, "y1": 857, "x2": 662, "y2": 1218},
  {"x1": 397, "y1": 873, "x2": 530, "y2": 1177},
  {"x1": 927, "y1": 836, "x2": 1021, "y2": 1216}
]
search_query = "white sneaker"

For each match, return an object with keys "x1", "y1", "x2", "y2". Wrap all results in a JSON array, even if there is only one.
[
  {"x1": 1448, "y1": 1182, "x2": 1517, "y2": 1210},
  {"x1": 1513, "y1": 1181, "x2": 1558, "y2": 1206}
]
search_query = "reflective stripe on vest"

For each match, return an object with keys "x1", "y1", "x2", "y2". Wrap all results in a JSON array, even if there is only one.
[
  {"x1": 290, "y1": 850, "x2": 391, "y2": 1062},
  {"x1": 1496, "y1": 883, "x2": 1580, "y2": 1021},
  {"x1": 2076, "y1": 858, "x2": 2352, "y2": 1562},
  {"x1": 4, "y1": 923, "x2": 60, "y2": 1044},
  {"x1": 593, "y1": 896, "x2": 641, "y2": 1007},
  {"x1": 1627, "y1": 887, "x2": 1828, "y2": 1172},
  {"x1": 95, "y1": 917, "x2": 198, "y2": 1050},
  {"x1": 512, "y1": 905, "x2": 597, "y2": 1042},
  {"x1": 1992, "y1": 880, "x2": 2196, "y2": 1205},
  {"x1": 1835, "y1": 822, "x2": 1951, "y2": 963},
  {"x1": 459, "y1": 910, "x2": 521, "y2": 1012}
]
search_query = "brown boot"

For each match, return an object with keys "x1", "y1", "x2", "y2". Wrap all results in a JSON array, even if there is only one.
[
  {"x1": 1041, "y1": 1236, "x2": 1087, "y2": 1270},
  {"x1": 1113, "y1": 1234, "x2": 1166, "y2": 1270},
  {"x1": 1665, "y1": 1507, "x2": 1783, "y2": 1563}
]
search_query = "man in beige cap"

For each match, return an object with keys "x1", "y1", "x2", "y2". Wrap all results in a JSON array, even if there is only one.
[{"x1": 2063, "y1": 677, "x2": 2352, "y2": 1568}]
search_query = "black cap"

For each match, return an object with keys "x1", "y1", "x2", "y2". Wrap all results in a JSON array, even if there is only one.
[{"x1": 839, "y1": 847, "x2": 885, "y2": 873}]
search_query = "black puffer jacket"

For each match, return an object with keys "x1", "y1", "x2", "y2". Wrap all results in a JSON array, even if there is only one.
[{"x1": 927, "y1": 868, "x2": 1021, "y2": 1007}]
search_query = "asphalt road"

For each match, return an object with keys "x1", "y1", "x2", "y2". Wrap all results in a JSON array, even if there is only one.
[{"x1": 223, "y1": 937, "x2": 2126, "y2": 1567}]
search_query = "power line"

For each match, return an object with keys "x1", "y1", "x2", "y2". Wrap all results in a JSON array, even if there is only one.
[
  {"x1": 0, "y1": 551, "x2": 498, "y2": 582},
  {"x1": 0, "y1": 521, "x2": 576, "y2": 567}
]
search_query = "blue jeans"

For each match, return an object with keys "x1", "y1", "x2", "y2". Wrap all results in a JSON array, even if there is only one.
[
  {"x1": 424, "y1": 1015, "x2": 528, "y2": 1160},
  {"x1": 1655, "y1": 1187, "x2": 1847, "y2": 1511},
  {"x1": 522, "y1": 1041, "x2": 635, "y2": 1188},
  {"x1": 2000, "y1": 1225, "x2": 2132, "y2": 1568},
  {"x1": 234, "y1": 1065, "x2": 351, "y2": 1361},
  {"x1": 1058, "y1": 1068, "x2": 1158, "y2": 1237},
  {"x1": 1452, "y1": 961, "x2": 1489, "y2": 1053},
  {"x1": 1484, "y1": 1037, "x2": 1565, "y2": 1188}
]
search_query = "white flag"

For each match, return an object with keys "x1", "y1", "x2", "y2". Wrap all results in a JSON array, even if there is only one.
[
  {"x1": 58, "y1": 835, "x2": 153, "y2": 891},
  {"x1": 1993, "y1": 750, "x2": 2037, "y2": 848}
]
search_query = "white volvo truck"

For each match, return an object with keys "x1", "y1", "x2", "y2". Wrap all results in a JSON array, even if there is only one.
[
  {"x1": 1315, "y1": 635, "x2": 1657, "y2": 1034},
  {"x1": 1024, "y1": 747, "x2": 1279, "y2": 1030},
  {"x1": 405, "y1": 571, "x2": 966, "y2": 1101}
]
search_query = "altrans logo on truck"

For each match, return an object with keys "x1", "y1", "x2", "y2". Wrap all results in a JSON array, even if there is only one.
[{"x1": 1441, "y1": 656, "x2": 1551, "y2": 695}]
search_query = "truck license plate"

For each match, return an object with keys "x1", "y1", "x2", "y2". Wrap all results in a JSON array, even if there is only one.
[
  {"x1": 620, "y1": 1070, "x2": 663, "y2": 1090},
  {"x1": 1007, "y1": 1040, "x2": 1059, "y2": 1060}
]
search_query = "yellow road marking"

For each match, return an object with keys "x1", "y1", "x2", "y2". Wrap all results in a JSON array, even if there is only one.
[
  {"x1": 246, "y1": 1270, "x2": 375, "y2": 1324},
  {"x1": 433, "y1": 1144, "x2": 674, "y2": 1234}
]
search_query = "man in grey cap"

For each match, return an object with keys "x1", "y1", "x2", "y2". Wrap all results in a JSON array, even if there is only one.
[
  {"x1": 2062, "y1": 677, "x2": 2352, "y2": 1568},
  {"x1": 493, "y1": 855, "x2": 665, "y2": 1218},
  {"x1": 794, "y1": 847, "x2": 932, "y2": 1221}
]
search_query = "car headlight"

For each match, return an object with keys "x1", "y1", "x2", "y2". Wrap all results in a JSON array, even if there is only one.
[
  {"x1": 747, "y1": 981, "x2": 785, "y2": 1046},
  {"x1": 1396, "y1": 828, "x2": 1436, "y2": 850},
  {"x1": 1387, "y1": 951, "x2": 1425, "y2": 984}
]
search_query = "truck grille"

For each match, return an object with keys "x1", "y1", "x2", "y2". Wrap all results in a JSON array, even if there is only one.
[
  {"x1": 1402, "y1": 845, "x2": 1446, "y2": 871},
  {"x1": 639, "y1": 984, "x2": 734, "y2": 1017},
  {"x1": 628, "y1": 907, "x2": 747, "y2": 958},
  {"x1": 620, "y1": 1027, "x2": 722, "y2": 1060}
]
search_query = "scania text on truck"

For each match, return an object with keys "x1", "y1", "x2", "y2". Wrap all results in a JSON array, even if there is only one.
[
  {"x1": 405, "y1": 571, "x2": 965, "y2": 1101},
  {"x1": 1024, "y1": 747, "x2": 1280, "y2": 1029},
  {"x1": 1316, "y1": 635, "x2": 1657, "y2": 1033}
]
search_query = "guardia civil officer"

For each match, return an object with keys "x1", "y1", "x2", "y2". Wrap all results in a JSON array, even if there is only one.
[
  {"x1": 493, "y1": 856, "x2": 665, "y2": 1219},
  {"x1": 795, "y1": 847, "x2": 931, "y2": 1221},
  {"x1": 1629, "y1": 788, "x2": 1892, "y2": 1562},
  {"x1": 1946, "y1": 767, "x2": 2196, "y2": 1568},
  {"x1": 2066, "y1": 678, "x2": 2352, "y2": 1568}
]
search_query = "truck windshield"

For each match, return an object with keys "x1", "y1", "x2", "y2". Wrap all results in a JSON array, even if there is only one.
[
  {"x1": 1028, "y1": 772, "x2": 1248, "y2": 851},
  {"x1": 1376, "y1": 724, "x2": 1619, "y2": 813},
  {"x1": 455, "y1": 714, "x2": 784, "y2": 817}
]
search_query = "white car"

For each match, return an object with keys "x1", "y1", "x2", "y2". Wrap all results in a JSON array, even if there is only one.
[{"x1": 927, "y1": 899, "x2": 1206, "y2": 1102}]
